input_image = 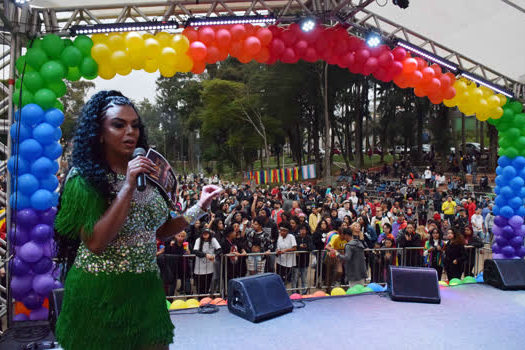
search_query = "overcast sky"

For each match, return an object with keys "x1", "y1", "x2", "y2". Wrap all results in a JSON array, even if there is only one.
[{"x1": 89, "y1": 0, "x2": 525, "y2": 102}]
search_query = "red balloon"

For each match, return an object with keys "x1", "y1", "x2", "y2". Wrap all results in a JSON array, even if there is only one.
[
  {"x1": 392, "y1": 47, "x2": 407, "y2": 61},
  {"x1": 378, "y1": 51, "x2": 394, "y2": 67},
  {"x1": 244, "y1": 23, "x2": 256, "y2": 36},
  {"x1": 355, "y1": 49, "x2": 370, "y2": 64},
  {"x1": 205, "y1": 45, "x2": 220, "y2": 64},
  {"x1": 230, "y1": 41, "x2": 243, "y2": 58},
  {"x1": 408, "y1": 70, "x2": 423, "y2": 86},
  {"x1": 230, "y1": 24, "x2": 247, "y2": 41},
  {"x1": 255, "y1": 47, "x2": 270, "y2": 63},
  {"x1": 294, "y1": 40, "x2": 308, "y2": 57},
  {"x1": 188, "y1": 41, "x2": 207, "y2": 61},
  {"x1": 281, "y1": 29, "x2": 297, "y2": 47},
  {"x1": 191, "y1": 60, "x2": 206, "y2": 74},
  {"x1": 445, "y1": 72, "x2": 456, "y2": 85},
  {"x1": 183, "y1": 27, "x2": 198, "y2": 42},
  {"x1": 425, "y1": 77, "x2": 441, "y2": 92},
  {"x1": 267, "y1": 25, "x2": 281, "y2": 38},
  {"x1": 374, "y1": 67, "x2": 388, "y2": 81},
  {"x1": 266, "y1": 54, "x2": 279, "y2": 65},
  {"x1": 414, "y1": 86, "x2": 426, "y2": 97},
  {"x1": 347, "y1": 36, "x2": 363, "y2": 52},
  {"x1": 269, "y1": 38, "x2": 285, "y2": 57},
  {"x1": 430, "y1": 64, "x2": 442, "y2": 76},
  {"x1": 393, "y1": 74, "x2": 410, "y2": 89},
  {"x1": 302, "y1": 27, "x2": 321, "y2": 44},
  {"x1": 256, "y1": 28, "x2": 273, "y2": 46},
  {"x1": 281, "y1": 48, "x2": 297, "y2": 63},
  {"x1": 238, "y1": 53, "x2": 252, "y2": 64},
  {"x1": 389, "y1": 60, "x2": 403, "y2": 77},
  {"x1": 428, "y1": 93, "x2": 443, "y2": 104},
  {"x1": 243, "y1": 36, "x2": 262, "y2": 56},
  {"x1": 216, "y1": 29, "x2": 232, "y2": 49},
  {"x1": 439, "y1": 74, "x2": 452, "y2": 90},
  {"x1": 421, "y1": 67, "x2": 435, "y2": 82},
  {"x1": 333, "y1": 39, "x2": 349, "y2": 57},
  {"x1": 415, "y1": 57, "x2": 427, "y2": 70},
  {"x1": 363, "y1": 57, "x2": 378, "y2": 75},
  {"x1": 402, "y1": 58, "x2": 418, "y2": 73},
  {"x1": 443, "y1": 86, "x2": 456, "y2": 100},
  {"x1": 198, "y1": 27, "x2": 215, "y2": 46},
  {"x1": 314, "y1": 38, "x2": 330, "y2": 55},
  {"x1": 218, "y1": 47, "x2": 229, "y2": 61},
  {"x1": 341, "y1": 52, "x2": 355, "y2": 68},
  {"x1": 303, "y1": 47, "x2": 318, "y2": 62}
]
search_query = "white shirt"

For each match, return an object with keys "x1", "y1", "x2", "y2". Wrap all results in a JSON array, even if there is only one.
[
  {"x1": 471, "y1": 214, "x2": 484, "y2": 232},
  {"x1": 424, "y1": 170, "x2": 432, "y2": 179},
  {"x1": 276, "y1": 234, "x2": 297, "y2": 268},
  {"x1": 350, "y1": 195, "x2": 358, "y2": 207},
  {"x1": 338, "y1": 208, "x2": 352, "y2": 221},
  {"x1": 193, "y1": 238, "x2": 221, "y2": 275}
]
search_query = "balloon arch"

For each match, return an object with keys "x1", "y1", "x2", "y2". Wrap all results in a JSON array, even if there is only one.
[{"x1": 7, "y1": 23, "x2": 525, "y2": 320}]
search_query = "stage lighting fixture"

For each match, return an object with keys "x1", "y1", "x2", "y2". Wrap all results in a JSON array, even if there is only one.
[
  {"x1": 460, "y1": 71, "x2": 514, "y2": 98},
  {"x1": 69, "y1": 20, "x2": 179, "y2": 36},
  {"x1": 393, "y1": 0, "x2": 409, "y2": 9},
  {"x1": 396, "y1": 39, "x2": 458, "y2": 72},
  {"x1": 14, "y1": 0, "x2": 31, "y2": 5},
  {"x1": 366, "y1": 33, "x2": 381, "y2": 48},
  {"x1": 185, "y1": 15, "x2": 276, "y2": 27},
  {"x1": 299, "y1": 18, "x2": 316, "y2": 32}
]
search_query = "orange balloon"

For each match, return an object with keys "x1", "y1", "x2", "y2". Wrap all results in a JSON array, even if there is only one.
[
  {"x1": 230, "y1": 41, "x2": 243, "y2": 58},
  {"x1": 210, "y1": 298, "x2": 223, "y2": 305},
  {"x1": 230, "y1": 24, "x2": 247, "y2": 41},
  {"x1": 216, "y1": 28, "x2": 232, "y2": 49},
  {"x1": 188, "y1": 41, "x2": 207, "y2": 61},
  {"x1": 402, "y1": 58, "x2": 418, "y2": 74},
  {"x1": 217, "y1": 299, "x2": 228, "y2": 306},
  {"x1": 15, "y1": 301, "x2": 31, "y2": 316},
  {"x1": 256, "y1": 27, "x2": 273, "y2": 46},
  {"x1": 415, "y1": 57, "x2": 427, "y2": 70},
  {"x1": 414, "y1": 86, "x2": 426, "y2": 97},
  {"x1": 243, "y1": 36, "x2": 262, "y2": 56},
  {"x1": 191, "y1": 60, "x2": 206, "y2": 74},
  {"x1": 238, "y1": 53, "x2": 252, "y2": 64},
  {"x1": 199, "y1": 297, "x2": 212, "y2": 306},
  {"x1": 217, "y1": 48, "x2": 229, "y2": 61},
  {"x1": 255, "y1": 47, "x2": 270, "y2": 63},
  {"x1": 408, "y1": 70, "x2": 422, "y2": 87},
  {"x1": 43, "y1": 297, "x2": 49, "y2": 309}
]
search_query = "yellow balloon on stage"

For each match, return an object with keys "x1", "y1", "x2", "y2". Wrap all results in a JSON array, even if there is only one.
[
  {"x1": 91, "y1": 43, "x2": 111, "y2": 62},
  {"x1": 175, "y1": 54, "x2": 193, "y2": 73},
  {"x1": 98, "y1": 64, "x2": 116, "y2": 80},
  {"x1": 171, "y1": 34, "x2": 190, "y2": 54},
  {"x1": 107, "y1": 33, "x2": 126, "y2": 51},
  {"x1": 91, "y1": 34, "x2": 108, "y2": 45},
  {"x1": 497, "y1": 94, "x2": 507, "y2": 106},
  {"x1": 159, "y1": 62, "x2": 177, "y2": 77},
  {"x1": 330, "y1": 287, "x2": 346, "y2": 296},
  {"x1": 443, "y1": 98, "x2": 457, "y2": 107},
  {"x1": 110, "y1": 50, "x2": 130, "y2": 70},
  {"x1": 492, "y1": 106, "x2": 504, "y2": 119},
  {"x1": 128, "y1": 49, "x2": 146, "y2": 70},
  {"x1": 170, "y1": 300, "x2": 188, "y2": 310},
  {"x1": 455, "y1": 80, "x2": 468, "y2": 93},
  {"x1": 155, "y1": 32, "x2": 172, "y2": 47},
  {"x1": 186, "y1": 299, "x2": 200, "y2": 308},
  {"x1": 144, "y1": 58, "x2": 158, "y2": 73},
  {"x1": 144, "y1": 38, "x2": 161, "y2": 59},
  {"x1": 125, "y1": 32, "x2": 145, "y2": 51},
  {"x1": 116, "y1": 65, "x2": 132, "y2": 76},
  {"x1": 160, "y1": 47, "x2": 177, "y2": 64},
  {"x1": 487, "y1": 95, "x2": 500, "y2": 109}
]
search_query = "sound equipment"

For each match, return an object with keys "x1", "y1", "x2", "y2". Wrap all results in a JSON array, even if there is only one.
[
  {"x1": 387, "y1": 266, "x2": 440, "y2": 303},
  {"x1": 228, "y1": 273, "x2": 293, "y2": 323},
  {"x1": 48, "y1": 288, "x2": 64, "y2": 334},
  {"x1": 484, "y1": 259, "x2": 525, "y2": 290}
]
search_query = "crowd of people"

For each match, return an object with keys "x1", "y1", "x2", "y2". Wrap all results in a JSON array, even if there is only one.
[{"x1": 156, "y1": 172, "x2": 494, "y2": 297}]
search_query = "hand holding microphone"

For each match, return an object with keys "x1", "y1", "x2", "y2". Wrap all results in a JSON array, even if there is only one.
[{"x1": 126, "y1": 148, "x2": 156, "y2": 191}]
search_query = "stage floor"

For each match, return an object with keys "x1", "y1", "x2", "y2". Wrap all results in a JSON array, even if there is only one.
[{"x1": 171, "y1": 284, "x2": 525, "y2": 350}]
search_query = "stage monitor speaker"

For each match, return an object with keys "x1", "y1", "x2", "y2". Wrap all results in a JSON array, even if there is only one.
[
  {"x1": 484, "y1": 259, "x2": 525, "y2": 290},
  {"x1": 388, "y1": 266, "x2": 440, "y2": 304},
  {"x1": 48, "y1": 288, "x2": 64, "y2": 334},
  {"x1": 228, "y1": 273, "x2": 293, "y2": 323}
]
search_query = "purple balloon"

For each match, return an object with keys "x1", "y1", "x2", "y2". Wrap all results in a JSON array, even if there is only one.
[
  {"x1": 39, "y1": 207, "x2": 57, "y2": 225},
  {"x1": 14, "y1": 208, "x2": 39, "y2": 228},
  {"x1": 492, "y1": 242, "x2": 501, "y2": 254},
  {"x1": 518, "y1": 246, "x2": 525, "y2": 258},
  {"x1": 32, "y1": 257, "x2": 53, "y2": 274},
  {"x1": 518, "y1": 225, "x2": 525, "y2": 237},
  {"x1": 493, "y1": 253, "x2": 505, "y2": 259},
  {"x1": 10, "y1": 256, "x2": 31, "y2": 276},
  {"x1": 494, "y1": 216, "x2": 508, "y2": 227},
  {"x1": 32, "y1": 274, "x2": 55, "y2": 296},
  {"x1": 496, "y1": 235, "x2": 509, "y2": 247},
  {"x1": 503, "y1": 225, "x2": 516, "y2": 240},
  {"x1": 29, "y1": 306, "x2": 49, "y2": 321},
  {"x1": 11, "y1": 275, "x2": 33, "y2": 300},
  {"x1": 30, "y1": 224, "x2": 53, "y2": 243},
  {"x1": 9, "y1": 226, "x2": 30, "y2": 246},
  {"x1": 22, "y1": 291, "x2": 43, "y2": 310},
  {"x1": 13, "y1": 313, "x2": 29, "y2": 322},
  {"x1": 502, "y1": 245, "x2": 516, "y2": 258},
  {"x1": 509, "y1": 215, "x2": 524, "y2": 229},
  {"x1": 19, "y1": 241, "x2": 44, "y2": 263},
  {"x1": 511, "y1": 235, "x2": 524, "y2": 248},
  {"x1": 51, "y1": 264, "x2": 60, "y2": 279},
  {"x1": 492, "y1": 225, "x2": 503, "y2": 236},
  {"x1": 53, "y1": 280, "x2": 63, "y2": 289},
  {"x1": 42, "y1": 240, "x2": 56, "y2": 258}
]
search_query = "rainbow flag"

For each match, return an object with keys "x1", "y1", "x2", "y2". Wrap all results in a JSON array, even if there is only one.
[
  {"x1": 293, "y1": 167, "x2": 299, "y2": 181},
  {"x1": 279, "y1": 168, "x2": 285, "y2": 183},
  {"x1": 255, "y1": 171, "x2": 260, "y2": 184}
]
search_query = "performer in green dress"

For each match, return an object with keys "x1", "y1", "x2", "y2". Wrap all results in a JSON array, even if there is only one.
[{"x1": 54, "y1": 90, "x2": 221, "y2": 350}]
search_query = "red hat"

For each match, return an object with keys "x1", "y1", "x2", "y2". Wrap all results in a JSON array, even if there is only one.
[{"x1": 433, "y1": 213, "x2": 441, "y2": 221}]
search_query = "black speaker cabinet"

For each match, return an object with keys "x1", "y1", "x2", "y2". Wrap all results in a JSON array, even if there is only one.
[
  {"x1": 228, "y1": 273, "x2": 293, "y2": 323},
  {"x1": 484, "y1": 259, "x2": 525, "y2": 290},
  {"x1": 388, "y1": 266, "x2": 441, "y2": 304},
  {"x1": 48, "y1": 288, "x2": 64, "y2": 334}
]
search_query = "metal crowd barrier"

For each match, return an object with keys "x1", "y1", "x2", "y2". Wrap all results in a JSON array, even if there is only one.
[{"x1": 158, "y1": 245, "x2": 490, "y2": 300}]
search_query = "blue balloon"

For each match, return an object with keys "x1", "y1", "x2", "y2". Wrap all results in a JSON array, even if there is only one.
[
  {"x1": 520, "y1": 188, "x2": 525, "y2": 198},
  {"x1": 32, "y1": 123, "x2": 55, "y2": 145},
  {"x1": 10, "y1": 191, "x2": 30, "y2": 210},
  {"x1": 30, "y1": 157, "x2": 54, "y2": 178},
  {"x1": 517, "y1": 207, "x2": 525, "y2": 217},
  {"x1": 21, "y1": 104, "x2": 45, "y2": 126},
  {"x1": 520, "y1": 168, "x2": 525, "y2": 180},
  {"x1": 51, "y1": 191, "x2": 59, "y2": 207},
  {"x1": 509, "y1": 197, "x2": 523, "y2": 209},
  {"x1": 493, "y1": 205, "x2": 500, "y2": 216},
  {"x1": 501, "y1": 206, "x2": 515, "y2": 219},
  {"x1": 30, "y1": 189, "x2": 53, "y2": 211},
  {"x1": 495, "y1": 196, "x2": 505, "y2": 207},
  {"x1": 495, "y1": 166, "x2": 503, "y2": 175},
  {"x1": 44, "y1": 108, "x2": 64, "y2": 127},
  {"x1": 19, "y1": 139, "x2": 43, "y2": 161},
  {"x1": 53, "y1": 127, "x2": 62, "y2": 141},
  {"x1": 43, "y1": 142, "x2": 62, "y2": 160},
  {"x1": 501, "y1": 186, "x2": 514, "y2": 199},
  {"x1": 10, "y1": 256, "x2": 31, "y2": 276},
  {"x1": 494, "y1": 186, "x2": 501, "y2": 195},
  {"x1": 40, "y1": 174, "x2": 58, "y2": 191},
  {"x1": 495, "y1": 175, "x2": 505, "y2": 187},
  {"x1": 510, "y1": 177, "x2": 524, "y2": 191},
  {"x1": 52, "y1": 161, "x2": 59, "y2": 174},
  {"x1": 14, "y1": 110, "x2": 21, "y2": 123},
  {"x1": 503, "y1": 166, "x2": 517, "y2": 180},
  {"x1": 7, "y1": 156, "x2": 30, "y2": 175},
  {"x1": 10, "y1": 122, "x2": 32, "y2": 142},
  {"x1": 512, "y1": 156, "x2": 525, "y2": 170},
  {"x1": 17, "y1": 173, "x2": 39, "y2": 195},
  {"x1": 498, "y1": 155, "x2": 511, "y2": 167}
]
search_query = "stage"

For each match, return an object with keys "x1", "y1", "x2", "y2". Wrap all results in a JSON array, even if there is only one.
[{"x1": 171, "y1": 284, "x2": 525, "y2": 350}]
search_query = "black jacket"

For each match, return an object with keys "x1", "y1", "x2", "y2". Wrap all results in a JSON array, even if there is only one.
[{"x1": 294, "y1": 234, "x2": 314, "y2": 268}]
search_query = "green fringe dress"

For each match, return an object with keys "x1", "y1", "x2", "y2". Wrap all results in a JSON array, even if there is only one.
[{"x1": 54, "y1": 170, "x2": 175, "y2": 350}]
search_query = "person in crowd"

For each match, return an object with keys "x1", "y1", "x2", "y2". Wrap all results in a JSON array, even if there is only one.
[
  {"x1": 271, "y1": 200, "x2": 284, "y2": 225},
  {"x1": 397, "y1": 224, "x2": 422, "y2": 266},
  {"x1": 444, "y1": 229, "x2": 465, "y2": 281},
  {"x1": 485, "y1": 206, "x2": 495, "y2": 243},
  {"x1": 246, "y1": 238, "x2": 265, "y2": 275},
  {"x1": 463, "y1": 226, "x2": 483, "y2": 277},
  {"x1": 309, "y1": 204, "x2": 322, "y2": 233},
  {"x1": 289, "y1": 216, "x2": 300, "y2": 236},
  {"x1": 338, "y1": 200, "x2": 353, "y2": 221},
  {"x1": 324, "y1": 226, "x2": 348, "y2": 293},
  {"x1": 337, "y1": 224, "x2": 367, "y2": 287},
  {"x1": 378, "y1": 223, "x2": 394, "y2": 244},
  {"x1": 464, "y1": 197, "x2": 477, "y2": 222},
  {"x1": 276, "y1": 222, "x2": 297, "y2": 283},
  {"x1": 222, "y1": 226, "x2": 244, "y2": 283},
  {"x1": 193, "y1": 228, "x2": 222, "y2": 295},
  {"x1": 380, "y1": 236, "x2": 396, "y2": 282},
  {"x1": 293, "y1": 224, "x2": 313, "y2": 294},
  {"x1": 162, "y1": 231, "x2": 192, "y2": 296},
  {"x1": 454, "y1": 209, "x2": 469, "y2": 232},
  {"x1": 442, "y1": 196, "x2": 457, "y2": 225},
  {"x1": 424, "y1": 228, "x2": 444, "y2": 280},
  {"x1": 471, "y1": 208, "x2": 485, "y2": 243},
  {"x1": 371, "y1": 208, "x2": 390, "y2": 237},
  {"x1": 392, "y1": 213, "x2": 407, "y2": 236}
]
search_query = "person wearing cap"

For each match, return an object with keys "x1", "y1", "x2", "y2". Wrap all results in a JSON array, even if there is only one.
[
  {"x1": 336, "y1": 224, "x2": 367, "y2": 287},
  {"x1": 338, "y1": 199, "x2": 353, "y2": 221},
  {"x1": 275, "y1": 222, "x2": 297, "y2": 283},
  {"x1": 424, "y1": 166, "x2": 432, "y2": 188}
]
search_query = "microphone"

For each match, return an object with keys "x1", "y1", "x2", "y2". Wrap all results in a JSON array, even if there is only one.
[{"x1": 133, "y1": 147, "x2": 147, "y2": 192}]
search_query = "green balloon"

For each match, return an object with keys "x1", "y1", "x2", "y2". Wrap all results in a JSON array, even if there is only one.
[
  {"x1": 42, "y1": 34, "x2": 65, "y2": 59},
  {"x1": 61, "y1": 46, "x2": 83, "y2": 67},
  {"x1": 74, "y1": 35, "x2": 94, "y2": 57},
  {"x1": 83, "y1": 73, "x2": 98, "y2": 80},
  {"x1": 503, "y1": 147, "x2": 519, "y2": 158},
  {"x1": 514, "y1": 113, "x2": 525, "y2": 126},
  {"x1": 13, "y1": 88, "x2": 34, "y2": 107},
  {"x1": 30, "y1": 38, "x2": 43, "y2": 50},
  {"x1": 47, "y1": 80, "x2": 67, "y2": 97},
  {"x1": 510, "y1": 101, "x2": 523, "y2": 114},
  {"x1": 66, "y1": 66, "x2": 82, "y2": 81},
  {"x1": 502, "y1": 107, "x2": 515, "y2": 120},
  {"x1": 517, "y1": 136, "x2": 525, "y2": 149},
  {"x1": 23, "y1": 71, "x2": 45, "y2": 92},
  {"x1": 40, "y1": 60, "x2": 66, "y2": 83},
  {"x1": 54, "y1": 99, "x2": 64, "y2": 112},
  {"x1": 34, "y1": 88, "x2": 57, "y2": 110},
  {"x1": 79, "y1": 57, "x2": 98, "y2": 77},
  {"x1": 506, "y1": 128, "x2": 520, "y2": 139},
  {"x1": 15, "y1": 56, "x2": 27, "y2": 73},
  {"x1": 63, "y1": 39, "x2": 73, "y2": 47},
  {"x1": 26, "y1": 48, "x2": 49, "y2": 70},
  {"x1": 499, "y1": 137, "x2": 510, "y2": 149},
  {"x1": 15, "y1": 78, "x2": 22, "y2": 89}
]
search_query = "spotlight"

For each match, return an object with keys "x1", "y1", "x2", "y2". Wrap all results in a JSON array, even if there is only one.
[
  {"x1": 299, "y1": 18, "x2": 316, "y2": 32},
  {"x1": 393, "y1": 0, "x2": 409, "y2": 9},
  {"x1": 186, "y1": 15, "x2": 276, "y2": 27},
  {"x1": 366, "y1": 33, "x2": 381, "y2": 48},
  {"x1": 69, "y1": 20, "x2": 179, "y2": 36},
  {"x1": 14, "y1": 0, "x2": 31, "y2": 5}
]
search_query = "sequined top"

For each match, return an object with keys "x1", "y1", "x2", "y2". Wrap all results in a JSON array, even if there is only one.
[{"x1": 74, "y1": 174, "x2": 169, "y2": 275}]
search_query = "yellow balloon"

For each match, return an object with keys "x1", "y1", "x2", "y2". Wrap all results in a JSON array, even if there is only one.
[
  {"x1": 330, "y1": 287, "x2": 346, "y2": 296},
  {"x1": 128, "y1": 49, "x2": 146, "y2": 70},
  {"x1": 170, "y1": 300, "x2": 188, "y2": 310},
  {"x1": 91, "y1": 43, "x2": 111, "y2": 63},
  {"x1": 143, "y1": 33, "x2": 154, "y2": 40},
  {"x1": 443, "y1": 98, "x2": 457, "y2": 107},
  {"x1": 497, "y1": 94, "x2": 507, "y2": 106},
  {"x1": 144, "y1": 38, "x2": 161, "y2": 59},
  {"x1": 477, "y1": 98, "x2": 488, "y2": 112},
  {"x1": 160, "y1": 47, "x2": 177, "y2": 65},
  {"x1": 125, "y1": 32, "x2": 145, "y2": 51},
  {"x1": 479, "y1": 86, "x2": 492, "y2": 98},
  {"x1": 492, "y1": 106, "x2": 504, "y2": 119},
  {"x1": 454, "y1": 80, "x2": 468, "y2": 93},
  {"x1": 175, "y1": 54, "x2": 193, "y2": 73},
  {"x1": 171, "y1": 34, "x2": 190, "y2": 53},
  {"x1": 457, "y1": 90, "x2": 470, "y2": 104},
  {"x1": 97, "y1": 64, "x2": 116, "y2": 80},
  {"x1": 91, "y1": 34, "x2": 107, "y2": 44},
  {"x1": 116, "y1": 65, "x2": 132, "y2": 76},
  {"x1": 107, "y1": 33, "x2": 126, "y2": 51},
  {"x1": 155, "y1": 32, "x2": 172, "y2": 47},
  {"x1": 144, "y1": 59, "x2": 158, "y2": 73},
  {"x1": 487, "y1": 95, "x2": 500, "y2": 109},
  {"x1": 476, "y1": 112, "x2": 489, "y2": 121},
  {"x1": 110, "y1": 50, "x2": 130, "y2": 70},
  {"x1": 159, "y1": 62, "x2": 177, "y2": 78},
  {"x1": 470, "y1": 87, "x2": 483, "y2": 100}
]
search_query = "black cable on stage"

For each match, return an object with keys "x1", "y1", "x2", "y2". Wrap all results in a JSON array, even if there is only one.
[
  {"x1": 292, "y1": 300, "x2": 305, "y2": 309},
  {"x1": 168, "y1": 303, "x2": 220, "y2": 316}
]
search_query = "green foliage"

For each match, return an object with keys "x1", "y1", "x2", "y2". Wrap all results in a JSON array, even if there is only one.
[{"x1": 59, "y1": 80, "x2": 95, "y2": 145}]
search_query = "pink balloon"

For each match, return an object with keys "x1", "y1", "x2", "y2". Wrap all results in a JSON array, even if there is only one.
[
  {"x1": 378, "y1": 51, "x2": 394, "y2": 67},
  {"x1": 355, "y1": 49, "x2": 370, "y2": 64},
  {"x1": 294, "y1": 40, "x2": 308, "y2": 57},
  {"x1": 363, "y1": 57, "x2": 379, "y2": 75},
  {"x1": 269, "y1": 38, "x2": 285, "y2": 56},
  {"x1": 392, "y1": 47, "x2": 407, "y2": 61}
]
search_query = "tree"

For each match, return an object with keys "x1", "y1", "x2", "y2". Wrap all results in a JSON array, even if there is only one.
[{"x1": 59, "y1": 80, "x2": 95, "y2": 146}]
